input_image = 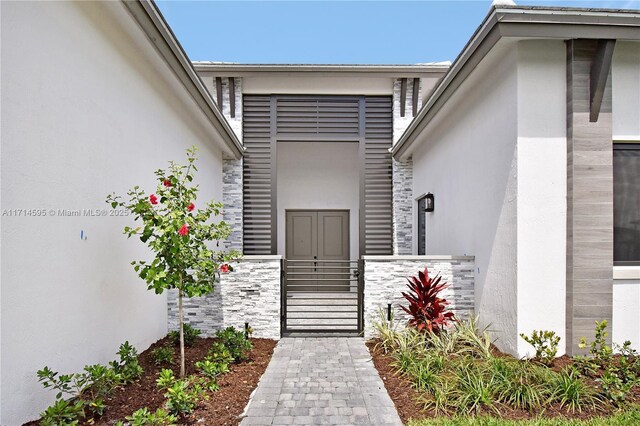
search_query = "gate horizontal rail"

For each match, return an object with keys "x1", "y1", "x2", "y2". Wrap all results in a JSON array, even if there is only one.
[{"x1": 282, "y1": 259, "x2": 363, "y2": 334}]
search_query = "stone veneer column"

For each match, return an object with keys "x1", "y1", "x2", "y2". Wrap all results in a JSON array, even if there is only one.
[
  {"x1": 209, "y1": 77, "x2": 242, "y2": 140},
  {"x1": 222, "y1": 156, "x2": 243, "y2": 251},
  {"x1": 209, "y1": 76, "x2": 244, "y2": 252},
  {"x1": 566, "y1": 40, "x2": 614, "y2": 355},
  {"x1": 391, "y1": 78, "x2": 421, "y2": 254},
  {"x1": 392, "y1": 78, "x2": 422, "y2": 144},
  {"x1": 392, "y1": 158, "x2": 413, "y2": 254}
]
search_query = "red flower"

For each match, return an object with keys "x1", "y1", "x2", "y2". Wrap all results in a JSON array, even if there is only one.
[
  {"x1": 220, "y1": 264, "x2": 230, "y2": 273},
  {"x1": 178, "y1": 224, "x2": 189, "y2": 236},
  {"x1": 149, "y1": 194, "x2": 158, "y2": 205},
  {"x1": 163, "y1": 179, "x2": 172, "y2": 187},
  {"x1": 187, "y1": 202, "x2": 195, "y2": 212}
]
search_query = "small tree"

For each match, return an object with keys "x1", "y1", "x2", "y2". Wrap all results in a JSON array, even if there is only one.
[{"x1": 107, "y1": 147, "x2": 240, "y2": 377}]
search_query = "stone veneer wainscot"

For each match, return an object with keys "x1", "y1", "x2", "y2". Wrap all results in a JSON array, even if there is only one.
[
  {"x1": 363, "y1": 255, "x2": 475, "y2": 338},
  {"x1": 168, "y1": 256, "x2": 282, "y2": 340}
]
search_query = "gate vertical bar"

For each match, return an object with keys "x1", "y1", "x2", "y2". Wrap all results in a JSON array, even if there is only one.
[
  {"x1": 357, "y1": 258, "x2": 365, "y2": 334},
  {"x1": 269, "y1": 96, "x2": 278, "y2": 255},
  {"x1": 280, "y1": 258, "x2": 286, "y2": 336}
]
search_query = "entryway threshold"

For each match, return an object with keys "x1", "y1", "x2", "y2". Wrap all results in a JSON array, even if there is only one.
[{"x1": 282, "y1": 331, "x2": 361, "y2": 338}]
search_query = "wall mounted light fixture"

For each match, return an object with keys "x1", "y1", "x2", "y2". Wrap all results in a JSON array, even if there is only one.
[{"x1": 425, "y1": 193, "x2": 435, "y2": 212}]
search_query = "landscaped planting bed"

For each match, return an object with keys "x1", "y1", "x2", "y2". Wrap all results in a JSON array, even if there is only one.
[
  {"x1": 26, "y1": 327, "x2": 276, "y2": 426},
  {"x1": 367, "y1": 267, "x2": 640, "y2": 425},
  {"x1": 368, "y1": 322, "x2": 640, "y2": 425}
]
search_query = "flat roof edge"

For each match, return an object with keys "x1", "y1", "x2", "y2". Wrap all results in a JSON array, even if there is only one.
[
  {"x1": 191, "y1": 63, "x2": 452, "y2": 74},
  {"x1": 392, "y1": 5, "x2": 640, "y2": 159}
]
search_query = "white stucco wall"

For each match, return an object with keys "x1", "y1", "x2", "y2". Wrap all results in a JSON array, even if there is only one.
[
  {"x1": 613, "y1": 269, "x2": 640, "y2": 351},
  {"x1": 613, "y1": 42, "x2": 640, "y2": 141},
  {"x1": 276, "y1": 142, "x2": 360, "y2": 258},
  {"x1": 243, "y1": 76, "x2": 394, "y2": 95},
  {"x1": 1, "y1": 2, "x2": 226, "y2": 424},
  {"x1": 410, "y1": 40, "x2": 568, "y2": 356},
  {"x1": 515, "y1": 40, "x2": 567, "y2": 357},
  {"x1": 611, "y1": 42, "x2": 640, "y2": 351},
  {"x1": 411, "y1": 42, "x2": 520, "y2": 353}
]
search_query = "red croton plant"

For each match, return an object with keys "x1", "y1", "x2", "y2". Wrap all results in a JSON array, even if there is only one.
[{"x1": 401, "y1": 267, "x2": 456, "y2": 334}]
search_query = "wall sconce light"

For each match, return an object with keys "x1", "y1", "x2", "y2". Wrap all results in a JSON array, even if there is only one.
[{"x1": 425, "y1": 193, "x2": 435, "y2": 212}]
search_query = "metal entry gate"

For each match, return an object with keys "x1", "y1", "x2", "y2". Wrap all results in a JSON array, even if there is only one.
[{"x1": 282, "y1": 259, "x2": 363, "y2": 334}]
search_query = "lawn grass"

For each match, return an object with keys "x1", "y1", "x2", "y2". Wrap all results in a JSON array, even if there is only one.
[{"x1": 407, "y1": 405, "x2": 640, "y2": 426}]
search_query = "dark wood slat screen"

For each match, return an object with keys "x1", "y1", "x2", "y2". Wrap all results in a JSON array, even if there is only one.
[
  {"x1": 363, "y1": 96, "x2": 393, "y2": 255},
  {"x1": 276, "y1": 96, "x2": 360, "y2": 140},
  {"x1": 243, "y1": 95, "x2": 274, "y2": 254},
  {"x1": 242, "y1": 95, "x2": 393, "y2": 255}
]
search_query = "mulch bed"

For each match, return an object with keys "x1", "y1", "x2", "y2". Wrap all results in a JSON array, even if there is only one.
[
  {"x1": 366, "y1": 339, "x2": 640, "y2": 423},
  {"x1": 25, "y1": 337, "x2": 276, "y2": 426}
]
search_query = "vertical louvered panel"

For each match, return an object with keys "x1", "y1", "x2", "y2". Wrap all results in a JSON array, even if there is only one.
[
  {"x1": 243, "y1": 95, "x2": 274, "y2": 254},
  {"x1": 243, "y1": 95, "x2": 392, "y2": 256},
  {"x1": 363, "y1": 97, "x2": 393, "y2": 255}
]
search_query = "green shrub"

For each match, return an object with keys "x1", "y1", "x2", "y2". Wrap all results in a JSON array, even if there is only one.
[
  {"x1": 37, "y1": 340, "x2": 144, "y2": 424},
  {"x1": 452, "y1": 361, "x2": 496, "y2": 414},
  {"x1": 408, "y1": 359, "x2": 441, "y2": 392},
  {"x1": 598, "y1": 367, "x2": 635, "y2": 406},
  {"x1": 165, "y1": 379, "x2": 204, "y2": 414},
  {"x1": 579, "y1": 320, "x2": 613, "y2": 368},
  {"x1": 195, "y1": 358, "x2": 230, "y2": 379},
  {"x1": 574, "y1": 355, "x2": 600, "y2": 377},
  {"x1": 215, "y1": 327, "x2": 253, "y2": 362},
  {"x1": 37, "y1": 366, "x2": 91, "y2": 400},
  {"x1": 168, "y1": 323, "x2": 201, "y2": 348},
  {"x1": 392, "y1": 347, "x2": 421, "y2": 373},
  {"x1": 156, "y1": 368, "x2": 176, "y2": 390},
  {"x1": 84, "y1": 364, "x2": 122, "y2": 398},
  {"x1": 123, "y1": 407, "x2": 178, "y2": 426},
  {"x1": 423, "y1": 376, "x2": 457, "y2": 415},
  {"x1": 36, "y1": 366, "x2": 104, "y2": 423},
  {"x1": 550, "y1": 367, "x2": 598, "y2": 412},
  {"x1": 191, "y1": 374, "x2": 220, "y2": 392},
  {"x1": 156, "y1": 369, "x2": 207, "y2": 415},
  {"x1": 152, "y1": 346, "x2": 174, "y2": 366},
  {"x1": 208, "y1": 342, "x2": 235, "y2": 364},
  {"x1": 407, "y1": 405, "x2": 640, "y2": 425},
  {"x1": 426, "y1": 317, "x2": 493, "y2": 359},
  {"x1": 110, "y1": 341, "x2": 143, "y2": 383},
  {"x1": 616, "y1": 341, "x2": 640, "y2": 383},
  {"x1": 39, "y1": 398, "x2": 85, "y2": 426},
  {"x1": 156, "y1": 369, "x2": 206, "y2": 415},
  {"x1": 491, "y1": 360, "x2": 547, "y2": 412},
  {"x1": 371, "y1": 307, "x2": 401, "y2": 354},
  {"x1": 86, "y1": 398, "x2": 107, "y2": 417},
  {"x1": 520, "y1": 330, "x2": 560, "y2": 366}
]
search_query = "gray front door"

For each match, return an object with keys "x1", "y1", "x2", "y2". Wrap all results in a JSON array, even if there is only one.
[{"x1": 286, "y1": 210, "x2": 349, "y2": 291}]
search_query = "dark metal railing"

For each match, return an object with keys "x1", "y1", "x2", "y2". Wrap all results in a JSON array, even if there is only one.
[{"x1": 282, "y1": 259, "x2": 362, "y2": 334}]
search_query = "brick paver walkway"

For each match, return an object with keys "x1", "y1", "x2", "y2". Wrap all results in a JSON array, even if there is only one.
[{"x1": 240, "y1": 337, "x2": 403, "y2": 425}]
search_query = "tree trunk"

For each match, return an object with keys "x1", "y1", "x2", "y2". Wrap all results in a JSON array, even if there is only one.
[{"x1": 178, "y1": 284, "x2": 185, "y2": 378}]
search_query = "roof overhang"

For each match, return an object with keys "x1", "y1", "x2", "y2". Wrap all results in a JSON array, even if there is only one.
[
  {"x1": 123, "y1": 0, "x2": 244, "y2": 159},
  {"x1": 192, "y1": 63, "x2": 450, "y2": 78},
  {"x1": 392, "y1": 5, "x2": 640, "y2": 159}
]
